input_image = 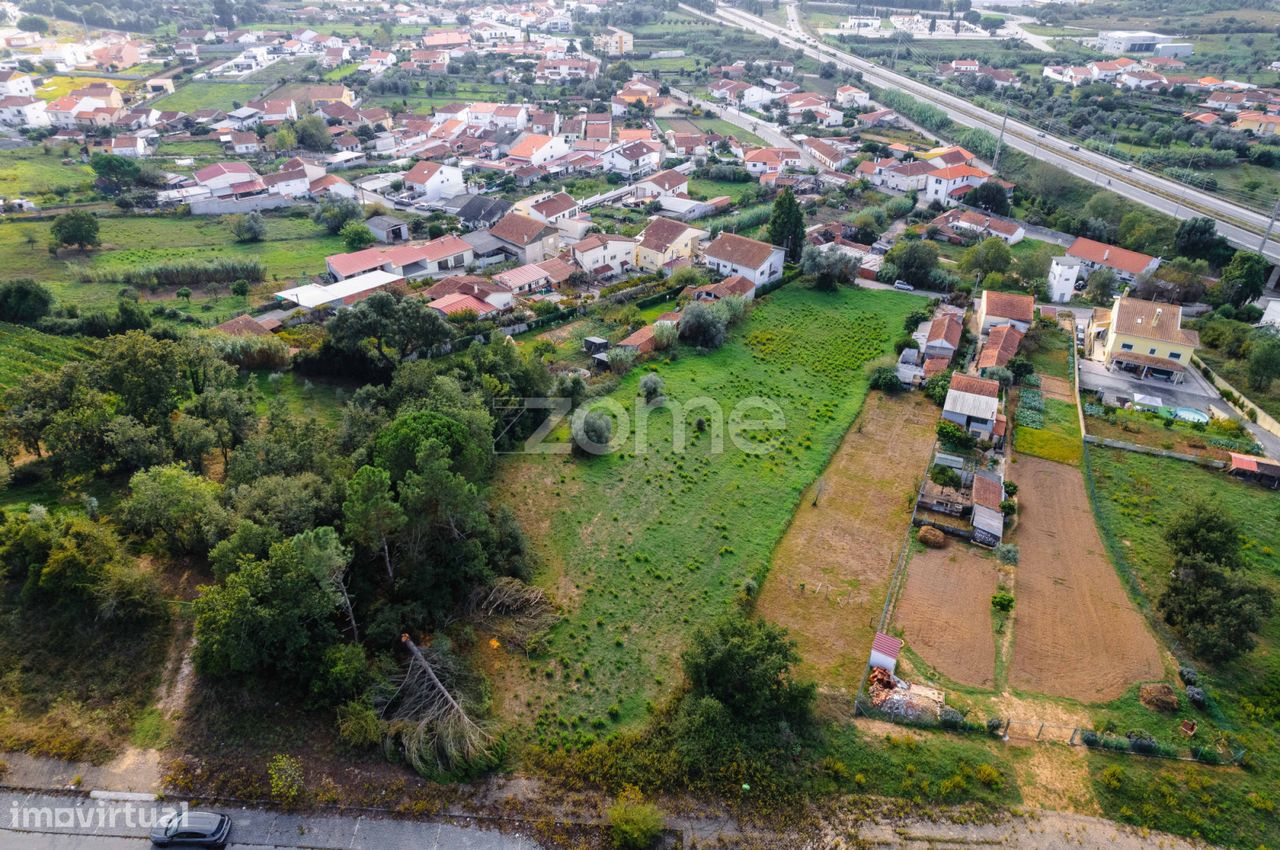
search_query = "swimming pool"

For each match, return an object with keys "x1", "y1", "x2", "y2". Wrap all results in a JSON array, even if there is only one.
[{"x1": 1174, "y1": 407, "x2": 1210, "y2": 424}]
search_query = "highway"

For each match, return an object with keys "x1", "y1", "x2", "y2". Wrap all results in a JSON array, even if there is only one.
[{"x1": 682, "y1": 3, "x2": 1280, "y2": 264}]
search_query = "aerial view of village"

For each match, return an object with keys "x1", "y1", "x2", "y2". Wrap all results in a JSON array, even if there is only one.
[{"x1": 2, "y1": 0, "x2": 1280, "y2": 846}]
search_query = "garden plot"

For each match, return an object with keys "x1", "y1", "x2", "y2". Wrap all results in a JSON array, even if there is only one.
[
  {"x1": 894, "y1": 544, "x2": 999, "y2": 689},
  {"x1": 756, "y1": 390, "x2": 938, "y2": 688},
  {"x1": 1009, "y1": 455, "x2": 1163, "y2": 702}
]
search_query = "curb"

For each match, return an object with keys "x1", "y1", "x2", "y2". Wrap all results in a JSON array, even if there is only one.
[{"x1": 89, "y1": 790, "x2": 158, "y2": 802}]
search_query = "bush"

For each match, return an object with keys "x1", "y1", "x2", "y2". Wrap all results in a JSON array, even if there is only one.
[
  {"x1": 994, "y1": 543, "x2": 1019, "y2": 565},
  {"x1": 1186, "y1": 685, "x2": 1207, "y2": 708},
  {"x1": 867, "y1": 365, "x2": 902, "y2": 393},
  {"x1": 985, "y1": 717, "x2": 1003, "y2": 737},
  {"x1": 607, "y1": 786, "x2": 664, "y2": 850},
  {"x1": 939, "y1": 706, "x2": 965, "y2": 729},
  {"x1": 1178, "y1": 666, "x2": 1198, "y2": 685},
  {"x1": 336, "y1": 700, "x2": 382, "y2": 747},
  {"x1": 991, "y1": 591, "x2": 1014, "y2": 612},
  {"x1": 267, "y1": 754, "x2": 305, "y2": 807},
  {"x1": 640, "y1": 372, "x2": 663, "y2": 402}
]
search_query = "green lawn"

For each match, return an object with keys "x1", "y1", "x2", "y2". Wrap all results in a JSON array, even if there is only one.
[
  {"x1": 1086, "y1": 446, "x2": 1280, "y2": 849},
  {"x1": 496, "y1": 285, "x2": 922, "y2": 744},
  {"x1": 323, "y1": 63, "x2": 360, "y2": 81},
  {"x1": 152, "y1": 82, "x2": 264, "y2": 113},
  {"x1": 34, "y1": 76, "x2": 117, "y2": 102},
  {"x1": 1027, "y1": 324, "x2": 1073, "y2": 381},
  {"x1": 688, "y1": 177, "x2": 758, "y2": 204},
  {"x1": 155, "y1": 139, "x2": 225, "y2": 158},
  {"x1": 0, "y1": 148, "x2": 95, "y2": 201}
]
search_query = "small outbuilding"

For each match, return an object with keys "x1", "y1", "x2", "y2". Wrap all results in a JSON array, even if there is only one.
[
  {"x1": 868, "y1": 631, "x2": 903, "y2": 675},
  {"x1": 366, "y1": 214, "x2": 409, "y2": 243},
  {"x1": 583, "y1": 336, "x2": 609, "y2": 355}
]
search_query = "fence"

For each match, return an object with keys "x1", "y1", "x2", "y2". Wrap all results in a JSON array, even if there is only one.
[{"x1": 1082, "y1": 435, "x2": 1227, "y2": 468}]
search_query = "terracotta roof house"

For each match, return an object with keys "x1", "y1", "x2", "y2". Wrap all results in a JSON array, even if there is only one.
[
  {"x1": 689, "y1": 274, "x2": 757, "y2": 301},
  {"x1": 213, "y1": 314, "x2": 271, "y2": 337},
  {"x1": 429, "y1": 292, "x2": 498, "y2": 318},
  {"x1": 976, "y1": 290, "x2": 1035, "y2": 333},
  {"x1": 701, "y1": 232, "x2": 784, "y2": 287},
  {"x1": 976, "y1": 324, "x2": 1024, "y2": 371},
  {"x1": 636, "y1": 217, "x2": 707, "y2": 273},
  {"x1": 1086, "y1": 296, "x2": 1199, "y2": 383},
  {"x1": 488, "y1": 211, "x2": 559, "y2": 263},
  {"x1": 923, "y1": 312, "x2": 963, "y2": 361}
]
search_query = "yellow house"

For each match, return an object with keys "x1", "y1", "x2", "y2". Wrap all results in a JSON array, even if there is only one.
[
  {"x1": 1087, "y1": 296, "x2": 1199, "y2": 384},
  {"x1": 601, "y1": 27, "x2": 634, "y2": 56},
  {"x1": 1232, "y1": 111, "x2": 1280, "y2": 136},
  {"x1": 635, "y1": 217, "x2": 707, "y2": 273}
]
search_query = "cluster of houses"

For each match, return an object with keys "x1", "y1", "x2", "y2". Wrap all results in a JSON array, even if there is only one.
[
  {"x1": 1038, "y1": 55, "x2": 1280, "y2": 136},
  {"x1": 905, "y1": 290, "x2": 1036, "y2": 548},
  {"x1": 0, "y1": 26, "x2": 147, "y2": 72},
  {"x1": 854, "y1": 143, "x2": 1012, "y2": 208}
]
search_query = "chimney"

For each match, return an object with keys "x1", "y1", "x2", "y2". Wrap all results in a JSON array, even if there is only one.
[
  {"x1": 1103, "y1": 249, "x2": 1110, "y2": 262},
  {"x1": 1153, "y1": 308, "x2": 1162, "y2": 328}
]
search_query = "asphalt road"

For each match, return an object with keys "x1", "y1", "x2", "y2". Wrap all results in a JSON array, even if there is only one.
[
  {"x1": 1, "y1": 793, "x2": 543, "y2": 850},
  {"x1": 689, "y1": 3, "x2": 1280, "y2": 263}
]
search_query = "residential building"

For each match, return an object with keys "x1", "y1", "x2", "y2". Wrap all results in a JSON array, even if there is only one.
[
  {"x1": 600, "y1": 27, "x2": 633, "y2": 56},
  {"x1": 635, "y1": 217, "x2": 707, "y2": 273},
  {"x1": 572, "y1": 234, "x2": 636, "y2": 278},
  {"x1": 1086, "y1": 296, "x2": 1199, "y2": 383},
  {"x1": 521, "y1": 191, "x2": 579, "y2": 224},
  {"x1": 1234, "y1": 111, "x2": 1280, "y2": 136},
  {"x1": 0, "y1": 96, "x2": 48, "y2": 127},
  {"x1": 603, "y1": 141, "x2": 661, "y2": 178},
  {"x1": 507, "y1": 132, "x2": 571, "y2": 166},
  {"x1": 404, "y1": 160, "x2": 465, "y2": 201},
  {"x1": 0, "y1": 71, "x2": 34, "y2": 98},
  {"x1": 802, "y1": 136, "x2": 849, "y2": 171},
  {"x1": 929, "y1": 208, "x2": 1024, "y2": 245},
  {"x1": 488, "y1": 211, "x2": 560, "y2": 263},
  {"x1": 923, "y1": 312, "x2": 962, "y2": 361},
  {"x1": 422, "y1": 275, "x2": 513, "y2": 310},
  {"x1": 689, "y1": 274, "x2": 756, "y2": 302},
  {"x1": 743, "y1": 147, "x2": 801, "y2": 176},
  {"x1": 976, "y1": 324, "x2": 1024, "y2": 371},
  {"x1": 701, "y1": 232, "x2": 784, "y2": 287},
  {"x1": 924, "y1": 164, "x2": 991, "y2": 206},
  {"x1": 942, "y1": 373, "x2": 1001, "y2": 442},
  {"x1": 835, "y1": 85, "x2": 870, "y2": 108},
  {"x1": 633, "y1": 168, "x2": 688, "y2": 198},
  {"x1": 976, "y1": 290, "x2": 1035, "y2": 334},
  {"x1": 1047, "y1": 236, "x2": 1161, "y2": 302}
]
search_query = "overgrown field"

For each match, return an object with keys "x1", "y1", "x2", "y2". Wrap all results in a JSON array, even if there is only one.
[
  {"x1": 493, "y1": 285, "x2": 920, "y2": 745},
  {"x1": 0, "y1": 148, "x2": 95, "y2": 202},
  {"x1": 1086, "y1": 446, "x2": 1280, "y2": 849}
]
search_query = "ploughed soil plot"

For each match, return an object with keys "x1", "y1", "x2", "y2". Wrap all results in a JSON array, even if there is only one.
[
  {"x1": 756, "y1": 391, "x2": 938, "y2": 688},
  {"x1": 894, "y1": 545, "x2": 999, "y2": 689},
  {"x1": 1008, "y1": 455, "x2": 1163, "y2": 701},
  {"x1": 1039, "y1": 375, "x2": 1075, "y2": 403}
]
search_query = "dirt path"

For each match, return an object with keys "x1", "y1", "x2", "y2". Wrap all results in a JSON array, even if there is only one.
[
  {"x1": 1008, "y1": 455, "x2": 1164, "y2": 702},
  {"x1": 894, "y1": 545, "x2": 999, "y2": 689},
  {"x1": 756, "y1": 392, "x2": 938, "y2": 688}
]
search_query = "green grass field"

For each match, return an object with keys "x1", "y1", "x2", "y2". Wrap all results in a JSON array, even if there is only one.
[
  {"x1": 0, "y1": 148, "x2": 95, "y2": 200},
  {"x1": 0, "y1": 214, "x2": 342, "y2": 313},
  {"x1": 687, "y1": 177, "x2": 758, "y2": 204},
  {"x1": 155, "y1": 139, "x2": 225, "y2": 158},
  {"x1": 1086, "y1": 446, "x2": 1280, "y2": 849},
  {"x1": 0, "y1": 323, "x2": 96, "y2": 389},
  {"x1": 1014, "y1": 396, "x2": 1082, "y2": 465},
  {"x1": 33, "y1": 76, "x2": 117, "y2": 101},
  {"x1": 496, "y1": 285, "x2": 921, "y2": 743},
  {"x1": 152, "y1": 82, "x2": 264, "y2": 113}
]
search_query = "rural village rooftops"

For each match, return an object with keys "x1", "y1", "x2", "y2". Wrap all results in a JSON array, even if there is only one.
[
  {"x1": 977, "y1": 324, "x2": 1024, "y2": 370},
  {"x1": 948, "y1": 372, "x2": 1000, "y2": 398},
  {"x1": 981, "y1": 290, "x2": 1035, "y2": 324},
  {"x1": 490, "y1": 211, "x2": 555, "y2": 245},
  {"x1": 638, "y1": 217, "x2": 701, "y2": 253}
]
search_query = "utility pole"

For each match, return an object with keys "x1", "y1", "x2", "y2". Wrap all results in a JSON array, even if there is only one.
[
  {"x1": 992, "y1": 104, "x2": 1009, "y2": 172},
  {"x1": 1259, "y1": 199, "x2": 1280, "y2": 255}
]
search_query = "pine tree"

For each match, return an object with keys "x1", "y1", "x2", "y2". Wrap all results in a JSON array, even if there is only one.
[{"x1": 767, "y1": 188, "x2": 805, "y2": 263}]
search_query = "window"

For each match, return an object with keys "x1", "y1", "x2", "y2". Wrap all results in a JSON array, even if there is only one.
[
  {"x1": 1149, "y1": 347, "x2": 1157, "y2": 355},
  {"x1": 1169, "y1": 352, "x2": 1182, "y2": 360},
  {"x1": 1120, "y1": 343, "x2": 1134, "y2": 351}
]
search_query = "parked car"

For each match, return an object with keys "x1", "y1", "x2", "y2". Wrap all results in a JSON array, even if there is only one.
[
  {"x1": 893, "y1": 280, "x2": 914, "y2": 291},
  {"x1": 1067, "y1": 144, "x2": 1080, "y2": 151},
  {"x1": 1035, "y1": 131, "x2": 1046, "y2": 138},
  {"x1": 150, "y1": 811, "x2": 232, "y2": 848}
]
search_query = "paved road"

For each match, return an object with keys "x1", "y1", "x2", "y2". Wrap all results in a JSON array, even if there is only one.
[
  {"x1": 690, "y1": 3, "x2": 1280, "y2": 262},
  {"x1": 1, "y1": 792, "x2": 543, "y2": 850},
  {"x1": 667, "y1": 86, "x2": 810, "y2": 162}
]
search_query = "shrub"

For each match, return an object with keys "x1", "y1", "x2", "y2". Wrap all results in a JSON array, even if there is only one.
[
  {"x1": 1178, "y1": 666, "x2": 1198, "y2": 685},
  {"x1": 267, "y1": 754, "x2": 305, "y2": 807},
  {"x1": 975, "y1": 763, "x2": 1003, "y2": 787},
  {"x1": 918, "y1": 526, "x2": 947, "y2": 548},
  {"x1": 607, "y1": 786, "x2": 664, "y2": 850},
  {"x1": 994, "y1": 543, "x2": 1019, "y2": 565},
  {"x1": 640, "y1": 373, "x2": 664, "y2": 403},
  {"x1": 1186, "y1": 686, "x2": 1207, "y2": 708},
  {"x1": 937, "y1": 419, "x2": 976, "y2": 452},
  {"x1": 991, "y1": 591, "x2": 1014, "y2": 612},
  {"x1": 868, "y1": 364, "x2": 902, "y2": 393},
  {"x1": 985, "y1": 717, "x2": 1003, "y2": 737},
  {"x1": 336, "y1": 700, "x2": 382, "y2": 748},
  {"x1": 929, "y1": 463, "x2": 961, "y2": 490},
  {"x1": 939, "y1": 706, "x2": 965, "y2": 729}
]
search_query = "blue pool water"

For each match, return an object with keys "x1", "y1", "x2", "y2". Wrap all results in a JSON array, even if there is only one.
[{"x1": 1174, "y1": 407, "x2": 1210, "y2": 424}]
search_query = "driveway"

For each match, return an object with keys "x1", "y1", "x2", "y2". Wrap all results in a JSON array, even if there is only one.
[
  {"x1": 1, "y1": 792, "x2": 543, "y2": 850},
  {"x1": 1079, "y1": 358, "x2": 1280, "y2": 458}
]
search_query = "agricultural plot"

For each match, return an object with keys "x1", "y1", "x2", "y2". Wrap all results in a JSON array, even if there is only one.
[
  {"x1": 756, "y1": 390, "x2": 938, "y2": 687},
  {"x1": 152, "y1": 82, "x2": 264, "y2": 113},
  {"x1": 0, "y1": 214, "x2": 342, "y2": 312},
  {"x1": 894, "y1": 544, "x2": 1000, "y2": 689},
  {"x1": 492, "y1": 286, "x2": 921, "y2": 741},
  {"x1": 34, "y1": 76, "x2": 117, "y2": 101},
  {"x1": 1009, "y1": 455, "x2": 1164, "y2": 702},
  {"x1": 0, "y1": 324, "x2": 96, "y2": 389},
  {"x1": 1014, "y1": 395, "x2": 1082, "y2": 466}
]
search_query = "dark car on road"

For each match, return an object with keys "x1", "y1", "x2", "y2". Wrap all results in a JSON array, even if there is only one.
[{"x1": 150, "y1": 811, "x2": 232, "y2": 848}]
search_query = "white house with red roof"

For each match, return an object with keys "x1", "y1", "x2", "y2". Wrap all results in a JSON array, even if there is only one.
[
  {"x1": 403, "y1": 160, "x2": 464, "y2": 201},
  {"x1": 1047, "y1": 236, "x2": 1162, "y2": 303},
  {"x1": 194, "y1": 161, "x2": 259, "y2": 191},
  {"x1": 701, "y1": 232, "x2": 784, "y2": 287},
  {"x1": 924, "y1": 164, "x2": 993, "y2": 206},
  {"x1": 507, "y1": 132, "x2": 570, "y2": 167},
  {"x1": 633, "y1": 168, "x2": 689, "y2": 198}
]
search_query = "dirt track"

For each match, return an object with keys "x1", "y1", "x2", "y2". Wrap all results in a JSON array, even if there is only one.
[
  {"x1": 1008, "y1": 455, "x2": 1164, "y2": 702},
  {"x1": 757, "y1": 392, "x2": 938, "y2": 688},
  {"x1": 894, "y1": 545, "x2": 999, "y2": 688}
]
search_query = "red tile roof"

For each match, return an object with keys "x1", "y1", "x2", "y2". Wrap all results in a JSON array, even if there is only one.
[
  {"x1": 981, "y1": 290, "x2": 1035, "y2": 324},
  {"x1": 949, "y1": 373, "x2": 1000, "y2": 398}
]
